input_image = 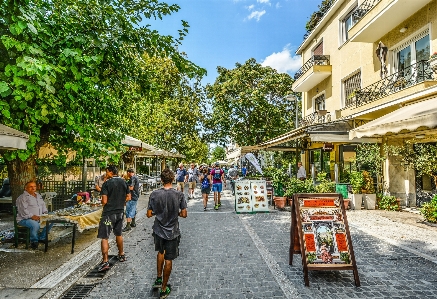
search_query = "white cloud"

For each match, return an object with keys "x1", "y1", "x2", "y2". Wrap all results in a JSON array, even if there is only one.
[
  {"x1": 261, "y1": 45, "x2": 301, "y2": 74},
  {"x1": 257, "y1": 0, "x2": 270, "y2": 4},
  {"x1": 247, "y1": 10, "x2": 266, "y2": 21},
  {"x1": 247, "y1": 4, "x2": 255, "y2": 10},
  {"x1": 276, "y1": 2, "x2": 281, "y2": 9}
]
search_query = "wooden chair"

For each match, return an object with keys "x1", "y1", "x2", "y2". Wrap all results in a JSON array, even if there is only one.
[{"x1": 13, "y1": 206, "x2": 30, "y2": 249}]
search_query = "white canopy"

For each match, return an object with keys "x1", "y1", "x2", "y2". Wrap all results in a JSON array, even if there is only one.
[
  {"x1": 349, "y1": 99, "x2": 437, "y2": 139},
  {"x1": 0, "y1": 124, "x2": 29, "y2": 150},
  {"x1": 121, "y1": 135, "x2": 154, "y2": 151}
]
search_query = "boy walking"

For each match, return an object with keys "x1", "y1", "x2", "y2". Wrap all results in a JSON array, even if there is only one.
[
  {"x1": 147, "y1": 168, "x2": 187, "y2": 299},
  {"x1": 210, "y1": 162, "x2": 226, "y2": 210}
]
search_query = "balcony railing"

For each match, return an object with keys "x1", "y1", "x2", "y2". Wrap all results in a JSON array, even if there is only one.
[
  {"x1": 344, "y1": 60, "x2": 434, "y2": 108},
  {"x1": 294, "y1": 55, "x2": 330, "y2": 80},
  {"x1": 300, "y1": 111, "x2": 331, "y2": 127},
  {"x1": 352, "y1": 0, "x2": 381, "y2": 25}
]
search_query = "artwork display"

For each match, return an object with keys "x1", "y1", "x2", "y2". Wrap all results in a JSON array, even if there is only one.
[{"x1": 234, "y1": 180, "x2": 268, "y2": 213}]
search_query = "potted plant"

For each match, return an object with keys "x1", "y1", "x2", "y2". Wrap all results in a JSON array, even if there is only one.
[
  {"x1": 362, "y1": 170, "x2": 376, "y2": 209},
  {"x1": 349, "y1": 171, "x2": 364, "y2": 210},
  {"x1": 284, "y1": 177, "x2": 316, "y2": 206},
  {"x1": 420, "y1": 194, "x2": 437, "y2": 223},
  {"x1": 315, "y1": 172, "x2": 350, "y2": 209},
  {"x1": 429, "y1": 52, "x2": 437, "y2": 71},
  {"x1": 271, "y1": 168, "x2": 289, "y2": 209}
]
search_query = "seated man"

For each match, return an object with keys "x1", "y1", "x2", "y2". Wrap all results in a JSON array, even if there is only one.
[{"x1": 16, "y1": 181, "x2": 53, "y2": 250}]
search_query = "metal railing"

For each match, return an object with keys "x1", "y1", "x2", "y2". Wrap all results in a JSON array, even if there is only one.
[
  {"x1": 344, "y1": 60, "x2": 434, "y2": 109},
  {"x1": 303, "y1": 0, "x2": 337, "y2": 41},
  {"x1": 299, "y1": 111, "x2": 331, "y2": 127},
  {"x1": 294, "y1": 55, "x2": 330, "y2": 80},
  {"x1": 352, "y1": 0, "x2": 381, "y2": 24}
]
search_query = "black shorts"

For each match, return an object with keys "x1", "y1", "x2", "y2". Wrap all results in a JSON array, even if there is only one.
[
  {"x1": 153, "y1": 233, "x2": 181, "y2": 260},
  {"x1": 97, "y1": 213, "x2": 124, "y2": 239},
  {"x1": 201, "y1": 187, "x2": 211, "y2": 194}
]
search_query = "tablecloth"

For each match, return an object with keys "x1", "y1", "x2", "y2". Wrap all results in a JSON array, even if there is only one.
[{"x1": 40, "y1": 207, "x2": 102, "y2": 232}]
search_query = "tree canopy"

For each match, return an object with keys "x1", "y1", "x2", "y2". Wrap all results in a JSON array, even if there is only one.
[
  {"x1": 0, "y1": 0, "x2": 205, "y2": 197},
  {"x1": 206, "y1": 58, "x2": 296, "y2": 146}
]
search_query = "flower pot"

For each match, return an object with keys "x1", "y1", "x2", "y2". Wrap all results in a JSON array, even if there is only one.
[
  {"x1": 396, "y1": 198, "x2": 401, "y2": 211},
  {"x1": 288, "y1": 198, "x2": 293, "y2": 207},
  {"x1": 364, "y1": 194, "x2": 376, "y2": 210},
  {"x1": 350, "y1": 194, "x2": 363, "y2": 210},
  {"x1": 343, "y1": 199, "x2": 350, "y2": 210},
  {"x1": 274, "y1": 196, "x2": 287, "y2": 209}
]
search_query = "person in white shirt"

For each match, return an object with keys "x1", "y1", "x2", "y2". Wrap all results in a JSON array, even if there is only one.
[
  {"x1": 16, "y1": 181, "x2": 53, "y2": 249},
  {"x1": 297, "y1": 162, "x2": 307, "y2": 181}
]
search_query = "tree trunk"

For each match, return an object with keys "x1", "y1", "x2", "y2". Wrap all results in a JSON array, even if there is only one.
[{"x1": 6, "y1": 156, "x2": 37, "y2": 205}]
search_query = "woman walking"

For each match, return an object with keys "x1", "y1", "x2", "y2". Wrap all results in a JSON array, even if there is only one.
[{"x1": 200, "y1": 166, "x2": 212, "y2": 211}]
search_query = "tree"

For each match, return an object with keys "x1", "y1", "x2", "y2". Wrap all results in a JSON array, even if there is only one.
[
  {"x1": 0, "y1": 0, "x2": 205, "y2": 200},
  {"x1": 206, "y1": 58, "x2": 296, "y2": 146},
  {"x1": 210, "y1": 146, "x2": 225, "y2": 162}
]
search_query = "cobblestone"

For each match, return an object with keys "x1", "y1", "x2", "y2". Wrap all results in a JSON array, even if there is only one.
[{"x1": 83, "y1": 188, "x2": 437, "y2": 298}]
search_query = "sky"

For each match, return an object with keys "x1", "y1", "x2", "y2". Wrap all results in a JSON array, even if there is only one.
[{"x1": 145, "y1": 0, "x2": 324, "y2": 84}]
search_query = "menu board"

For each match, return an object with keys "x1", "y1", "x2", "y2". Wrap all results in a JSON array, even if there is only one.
[
  {"x1": 234, "y1": 180, "x2": 269, "y2": 213},
  {"x1": 235, "y1": 181, "x2": 252, "y2": 213},
  {"x1": 290, "y1": 193, "x2": 360, "y2": 287},
  {"x1": 250, "y1": 180, "x2": 269, "y2": 212}
]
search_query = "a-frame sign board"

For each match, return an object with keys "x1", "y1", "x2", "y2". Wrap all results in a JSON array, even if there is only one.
[{"x1": 289, "y1": 193, "x2": 360, "y2": 287}]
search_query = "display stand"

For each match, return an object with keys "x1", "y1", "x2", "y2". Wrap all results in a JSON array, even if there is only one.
[
  {"x1": 235, "y1": 180, "x2": 269, "y2": 213},
  {"x1": 290, "y1": 193, "x2": 360, "y2": 287}
]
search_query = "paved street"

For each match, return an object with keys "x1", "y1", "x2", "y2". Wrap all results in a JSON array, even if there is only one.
[{"x1": 78, "y1": 189, "x2": 437, "y2": 299}]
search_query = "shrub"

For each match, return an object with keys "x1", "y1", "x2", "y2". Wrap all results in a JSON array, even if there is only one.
[
  {"x1": 350, "y1": 171, "x2": 364, "y2": 194},
  {"x1": 420, "y1": 194, "x2": 437, "y2": 223},
  {"x1": 361, "y1": 171, "x2": 375, "y2": 194},
  {"x1": 378, "y1": 195, "x2": 398, "y2": 211},
  {"x1": 284, "y1": 177, "x2": 315, "y2": 197},
  {"x1": 315, "y1": 172, "x2": 335, "y2": 193}
]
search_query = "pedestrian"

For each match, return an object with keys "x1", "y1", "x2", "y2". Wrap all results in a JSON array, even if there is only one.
[
  {"x1": 297, "y1": 161, "x2": 307, "y2": 181},
  {"x1": 210, "y1": 162, "x2": 226, "y2": 210},
  {"x1": 16, "y1": 181, "x2": 53, "y2": 250},
  {"x1": 175, "y1": 163, "x2": 188, "y2": 193},
  {"x1": 187, "y1": 163, "x2": 200, "y2": 199},
  {"x1": 123, "y1": 168, "x2": 140, "y2": 232},
  {"x1": 147, "y1": 168, "x2": 187, "y2": 299},
  {"x1": 200, "y1": 166, "x2": 212, "y2": 211},
  {"x1": 97, "y1": 165, "x2": 130, "y2": 272},
  {"x1": 94, "y1": 173, "x2": 107, "y2": 192},
  {"x1": 242, "y1": 165, "x2": 247, "y2": 177},
  {"x1": 227, "y1": 164, "x2": 239, "y2": 196}
]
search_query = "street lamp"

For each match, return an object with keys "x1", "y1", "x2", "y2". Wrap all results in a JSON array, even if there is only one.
[{"x1": 285, "y1": 94, "x2": 300, "y2": 129}]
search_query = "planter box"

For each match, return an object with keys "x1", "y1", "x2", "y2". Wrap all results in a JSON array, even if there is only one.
[
  {"x1": 350, "y1": 194, "x2": 363, "y2": 210},
  {"x1": 364, "y1": 194, "x2": 376, "y2": 210},
  {"x1": 274, "y1": 196, "x2": 287, "y2": 209}
]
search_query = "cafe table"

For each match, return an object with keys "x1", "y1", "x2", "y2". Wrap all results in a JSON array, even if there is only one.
[{"x1": 40, "y1": 205, "x2": 102, "y2": 254}]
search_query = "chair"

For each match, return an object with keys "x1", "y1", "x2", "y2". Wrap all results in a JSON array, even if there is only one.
[
  {"x1": 13, "y1": 206, "x2": 30, "y2": 249},
  {"x1": 266, "y1": 181, "x2": 274, "y2": 207},
  {"x1": 41, "y1": 192, "x2": 57, "y2": 212}
]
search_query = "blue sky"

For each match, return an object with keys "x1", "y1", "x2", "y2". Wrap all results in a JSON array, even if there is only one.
[{"x1": 146, "y1": 0, "x2": 323, "y2": 84}]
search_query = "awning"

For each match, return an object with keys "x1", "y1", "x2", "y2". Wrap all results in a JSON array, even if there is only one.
[
  {"x1": 0, "y1": 124, "x2": 29, "y2": 150},
  {"x1": 309, "y1": 133, "x2": 381, "y2": 143},
  {"x1": 349, "y1": 99, "x2": 437, "y2": 139},
  {"x1": 122, "y1": 135, "x2": 155, "y2": 151},
  {"x1": 257, "y1": 128, "x2": 306, "y2": 149}
]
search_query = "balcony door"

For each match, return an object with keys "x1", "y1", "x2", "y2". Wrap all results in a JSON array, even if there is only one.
[{"x1": 393, "y1": 32, "x2": 430, "y2": 71}]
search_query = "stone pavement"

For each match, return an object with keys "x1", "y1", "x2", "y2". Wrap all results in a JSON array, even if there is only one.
[{"x1": 82, "y1": 188, "x2": 437, "y2": 299}]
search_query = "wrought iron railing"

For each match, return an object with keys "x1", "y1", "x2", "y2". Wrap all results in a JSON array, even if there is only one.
[
  {"x1": 299, "y1": 111, "x2": 331, "y2": 127},
  {"x1": 294, "y1": 55, "x2": 330, "y2": 80},
  {"x1": 302, "y1": 0, "x2": 337, "y2": 41},
  {"x1": 352, "y1": 0, "x2": 381, "y2": 24},
  {"x1": 344, "y1": 60, "x2": 434, "y2": 109}
]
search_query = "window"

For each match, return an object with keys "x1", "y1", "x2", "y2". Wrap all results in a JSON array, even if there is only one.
[
  {"x1": 392, "y1": 30, "x2": 430, "y2": 72},
  {"x1": 313, "y1": 41, "x2": 323, "y2": 56},
  {"x1": 340, "y1": 6, "x2": 357, "y2": 43},
  {"x1": 313, "y1": 93, "x2": 325, "y2": 111},
  {"x1": 343, "y1": 70, "x2": 361, "y2": 107}
]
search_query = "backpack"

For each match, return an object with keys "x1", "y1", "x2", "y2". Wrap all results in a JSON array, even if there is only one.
[
  {"x1": 212, "y1": 169, "x2": 222, "y2": 180},
  {"x1": 201, "y1": 175, "x2": 210, "y2": 189}
]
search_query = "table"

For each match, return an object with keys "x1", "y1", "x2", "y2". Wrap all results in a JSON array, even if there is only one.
[
  {"x1": 41, "y1": 207, "x2": 102, "y2": 254},
  {"x1": 0, "y1": 197, "x2": 12, "y2": 204},
  {"x1": 0, "y1": 197, "x2": 12, "y2": 213}
]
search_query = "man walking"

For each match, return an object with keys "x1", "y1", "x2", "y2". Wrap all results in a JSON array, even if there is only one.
[
  {"x1": 227, "y1": 164, "x2": 239, "y2": 196},
  {"x1": 210, "y1": 162, "x2": 225, "y2": 210},
  {"x1": 187, "y1": 163, "x2": 200, "y2": 199},
  {"x1": 147, "y1": 168, "x2": 187, "y2": 299},
  {"x1": 175, "y1": 163, "x2": 188, "y2": 193},
  {"x1": 297, "y1": 161, "x2": 307, "y2": 181},
  {"x1": 123, "y1": 168, "x2": 140, "y2": 232},
  {"x1": 97, "y1": 165, "x2": 130, "y2": 271}
]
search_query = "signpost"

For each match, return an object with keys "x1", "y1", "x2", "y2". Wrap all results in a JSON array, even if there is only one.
[{"x1": 290, "y1": 193, "x2": 360, "y2": 287}]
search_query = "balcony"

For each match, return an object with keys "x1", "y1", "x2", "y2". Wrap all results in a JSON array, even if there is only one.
[
  {"x1": 349, "y1": 0, "x2": 433, "y2": 43},
  {"x1": 300, "y1": 111, "x2": 332, "y2": 128},
  {"x1": 292, "y1": 55, "x2": 332, "y2": 92},
  {"x1": 343, "y1": 60, "x2": 435, "y2": 110}
]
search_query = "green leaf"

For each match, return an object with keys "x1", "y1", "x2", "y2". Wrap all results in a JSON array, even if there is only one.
[
  {"x1": 0, "y1": 81, "x2": 12, "y2": 97},
  {"x1": 27, "y1": 23, "x2": 37, "y2": 34},
  {"x1": 17, "y1": 21, "x2": 27, "y2": 29}
]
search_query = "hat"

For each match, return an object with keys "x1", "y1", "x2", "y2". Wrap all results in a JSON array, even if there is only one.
[
  {"x1": 127, "y1": 168, "x2": 135, "y2": 173},
  {"x1": 215, "y1": 162, "x2": 220, "y2": 166}
]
